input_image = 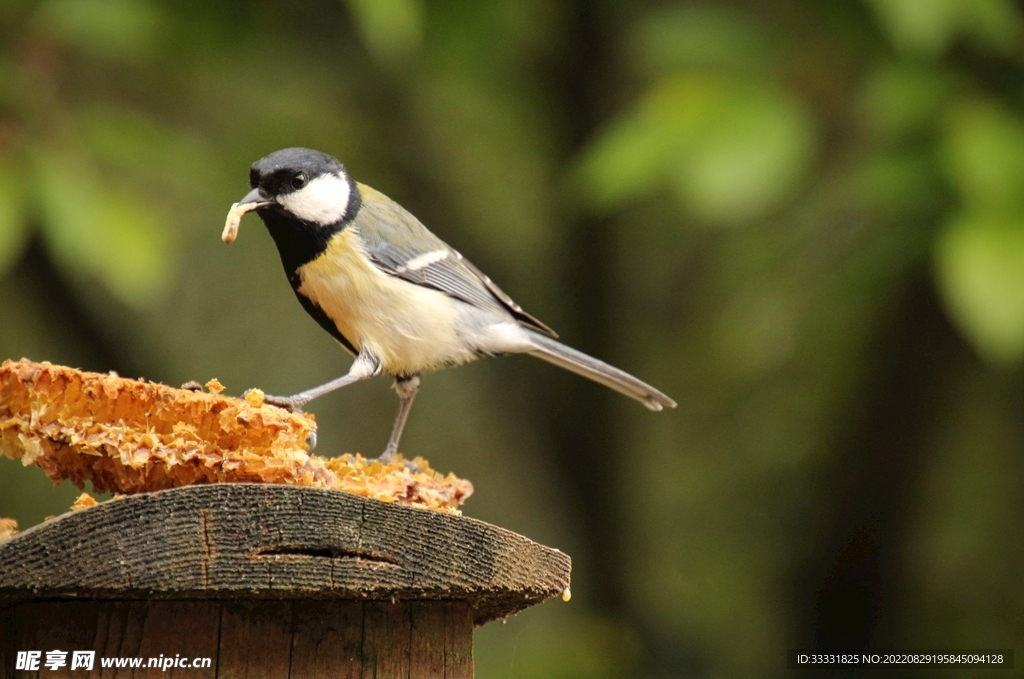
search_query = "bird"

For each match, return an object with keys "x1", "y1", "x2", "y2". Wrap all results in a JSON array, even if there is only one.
[{"x1": 223, "y1": 147, "x2": 675, "y2": 460}]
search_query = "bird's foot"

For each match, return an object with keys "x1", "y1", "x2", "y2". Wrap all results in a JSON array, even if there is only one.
[
  {"x1": 377, "y1": 449, "x2": 423, "y2": 473},
  {"x1": 253, "y1": 390, "x2": 308, "y2": 413},
  {"x1": 242, "y1": 389, "x2": 317, "y2": 449}
]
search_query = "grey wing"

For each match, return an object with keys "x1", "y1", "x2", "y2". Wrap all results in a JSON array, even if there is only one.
[
  {"x1": 447, "y1": 249, "x2": 557, "y2": 338},
  {"x1": 355, "y1": 189, "x2": 558, "y2": 338}
]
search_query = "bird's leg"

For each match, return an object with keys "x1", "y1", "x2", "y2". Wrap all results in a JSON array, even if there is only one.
[
  {"x1": 379, "y1": 375, "x2": 420, "y2": 465},
  {"x1": 260, "y1": 352, "x2": 381, "y2": 413}
]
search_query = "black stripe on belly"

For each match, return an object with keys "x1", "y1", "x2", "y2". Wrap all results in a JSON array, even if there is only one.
[
  {"x1": 257, "y1": 177, "x2": 363, "y2": 356},
  {"x1": 288, "y1": 275, "x2": 360, "y2": 356}
]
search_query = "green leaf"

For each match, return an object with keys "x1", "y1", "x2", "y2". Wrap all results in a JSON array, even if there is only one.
[
  {"x1": 572, "y1": 111, "x2": 669, "y2": 213},
  {"x1": 629, "y1": 4, "x2": 771, "y2": 75},
  {"x1": 32, "y1": 149, "x2": 173, "y2": 308},
  {"x1": 940, "y1": 100, "x2": 1024, "y2": 212},
  {"x1": 576, "y1": 75, "x2": 816, "y2": 225},
  {"x1": 33, "y1": 0, "x2": 169, "y2": 61},
  {"x1": 935, "y1": 212, "x2": 1024, "y2": 364},
  {"x1": 343, "y1": 0, "x2": 424, "y2": 63},
  {"x1": 865, "y1": 0, "x2": 1022, "y2": 57},
  {"x1": 75, "y1": 105, "x2": 223, "y2": 195},
  {"x1": 669, "y1": 82, "x2": 815, "y2": 223}
]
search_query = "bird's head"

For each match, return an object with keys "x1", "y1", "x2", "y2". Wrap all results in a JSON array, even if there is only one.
[{"x1": 222, "y1": 148, "x2": 359, "y2": 244}]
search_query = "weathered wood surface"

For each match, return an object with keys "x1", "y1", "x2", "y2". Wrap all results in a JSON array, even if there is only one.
[
  {"x1": 0, "y1": 600, "x2": 474, "y2": 678},
  {"x1": 0, "y1": 484, "x2": 571, "y2": 625}
]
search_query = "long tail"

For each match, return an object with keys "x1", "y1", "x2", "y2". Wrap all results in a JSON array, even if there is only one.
[{"x1": 527, "y1": 332, "x2": 676, "y2": 411}]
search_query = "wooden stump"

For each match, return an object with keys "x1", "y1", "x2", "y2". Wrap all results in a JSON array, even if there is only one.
[{"x1": 0, "y1": 485, "x2": 571, "y2": 678}]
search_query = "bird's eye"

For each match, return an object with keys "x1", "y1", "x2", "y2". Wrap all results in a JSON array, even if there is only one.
[
  {"x1": 249, "y1": 168, "x2": 260, "y2": 189},
  {"x1": 292, "y1": 172, "x2": 308, "y2": 189}
]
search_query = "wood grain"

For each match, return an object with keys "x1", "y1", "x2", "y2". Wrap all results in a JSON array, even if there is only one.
[
  {"x1": 0, "y1": 485, "x2": 565, "y2": 677},
  {"x1": 289, "y1": 601, "x2": 362, "y2": 679},
  {"x1": 2, "y1": 601, "x2": 475, "y2": 678},
  {"x1": 0, "y1": 484, "x2": 571, "y2": 625}
]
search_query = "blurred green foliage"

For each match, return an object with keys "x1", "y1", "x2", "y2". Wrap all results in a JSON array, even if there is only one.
[
  {"x1": 2, "y1": 0, "x2": 1024, "y2": 677},
  {"x1": 345, "y1": 0, "x2": 424, "y2": 62},
  {"x1": 578, "y1": 5, "x2": 817, "y2": 224}
]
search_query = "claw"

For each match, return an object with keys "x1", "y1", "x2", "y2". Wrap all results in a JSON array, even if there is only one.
[
  {"x1": 260, "y1": 393, "x2": 306, "y2": 413},
  {"x1": 378, "y1": 450, "x2": 422, "y2": 473},
  {"x1": 307, "y1": 429, "x2": 318, "y2": 452}
]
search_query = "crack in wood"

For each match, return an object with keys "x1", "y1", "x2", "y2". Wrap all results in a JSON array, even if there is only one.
[
  {"x1": 0, "y1": 485, "x2": 571, "y2": 626},
  {"x1": 253, "y1": 546, "x2": 400, "y2": 565}
]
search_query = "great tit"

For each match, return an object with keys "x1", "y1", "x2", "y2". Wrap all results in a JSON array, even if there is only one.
[{"x1": 223, "y1": 147, "x2": 675, "y2": 460}]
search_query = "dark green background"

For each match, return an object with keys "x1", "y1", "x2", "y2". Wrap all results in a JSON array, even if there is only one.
[{"x1": 2, "y1": 0, "x2": 1023, "y2": 676}]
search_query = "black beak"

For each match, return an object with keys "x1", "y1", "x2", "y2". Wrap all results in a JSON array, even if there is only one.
[{"x1": 238, "y1": 187, "x2": 274, "y2": 208}]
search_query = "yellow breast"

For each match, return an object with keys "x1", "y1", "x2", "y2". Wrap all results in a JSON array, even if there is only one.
[{"x1": 296, "y1": 229, "x2": 474, "y2": 375}]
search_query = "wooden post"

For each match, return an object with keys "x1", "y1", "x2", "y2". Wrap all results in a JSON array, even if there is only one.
[{"x1": 0, "y1": 485, "x2": 571, "y2": 678}]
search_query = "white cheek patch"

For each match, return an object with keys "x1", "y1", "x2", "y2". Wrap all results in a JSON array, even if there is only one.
[{"x1": 278, "y1": 173, "x2": 351, "y2": 224}]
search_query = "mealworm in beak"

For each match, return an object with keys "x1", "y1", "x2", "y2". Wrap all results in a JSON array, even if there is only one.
[{"x1": 222, "y1": 202, "x2": 262, "y2": 244}]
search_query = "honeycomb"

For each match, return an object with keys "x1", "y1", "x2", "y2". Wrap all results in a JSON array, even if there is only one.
[
  {"x1": 0, "y1": 359, "x2": 472, "y2": 512},
  {"x1": 0, "y1": 518, "x2": 16, "y2": 542}
]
